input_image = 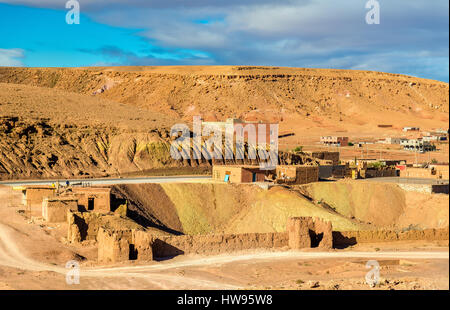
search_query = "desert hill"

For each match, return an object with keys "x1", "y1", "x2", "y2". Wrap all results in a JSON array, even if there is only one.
[
  {"x1": 1, "y1": 66, "x2": 448, "y2": 128},
  {"x1": 0, "y1": 66, "x2": 448, "y2": 179}
]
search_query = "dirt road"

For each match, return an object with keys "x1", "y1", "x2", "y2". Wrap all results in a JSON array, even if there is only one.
[{"x1": 0, "y1": 221, "x2": 448, "y2": 289}]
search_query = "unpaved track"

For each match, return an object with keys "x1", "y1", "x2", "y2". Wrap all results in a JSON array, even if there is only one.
[
  {"x1": 0, "y1": 175, "x2": 211, "y2": 186},
  {"x1": 0, "y1": 223, "x2": 237, "y2": 289},
  {"x1": 1, "y1": 221, "x2": 448, "y2": 289}
]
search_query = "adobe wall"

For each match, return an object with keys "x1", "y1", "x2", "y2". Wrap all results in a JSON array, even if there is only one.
[
  {"x1": 364, "y1": 168, "x2": 398, "y2": 178},
  {"x1": 212, "y1": 166, "x2": 243, "y2": 183},
  {"x1": 333, "y1": 228, "x2": 449, "y2": 247},
  {"x1": 67, "y1": 210, "x2": 143, "y2": 243},
  {"x1": 153, "y1": 232, "x2": 288, "y2": 258},
  {"x1": 97, "y1": 228, "x2": 152, "y2": 263},
  {"x1": 306, "y1": 151, "x2": 339, "y2": 166},
  {"x1": 213, "y1": 165, "x2": 266, "y2": 183},
  {"x1": 431, "y1": 184, "x2": 449, "y2": 194},
  {"x1": 68, "y1": 211, "x2": 104, "y2": 243},
  {"x1": 72, "y1": 187, "x2": 111, "y2": 212},
  {"x1": 25, "y1": 187, "x2": 55, "y2": 206},
  {"x1": 400, "y1": 168, "x2": 438, "y2": 179},
  {"x1": 287, "y1": 217, "x2": 332, "y2": 249},
  {"x1": 42, "y1": 196, "x2": 78, "y2": 223},
  {"x1": 24, "y1": 187, "x2": 55, "y2": 216},
  {"x1": 295, "y1": 166, "x2": 319, "y2": 184},
  {"x1": 276, "y1": 166, "x2": 319, "y2": 185},
  {"x1": 97, "y1": 228, "x2": 133, "y2": 263},
  {"x1": 319, "y1": 165, "x2": 333, "y2": 179},
  {"x1": 397, "y1": 183, "x2": 449, "y2": 194},
  {"x1": 95, "y1": 218, "x2": 449, "y2": 263},
  {"x1": 241, "y1": 168, "x2": 265, "y2": 183},
  {"x1": 331, "y1": 165, "x2": 348, "y2": 178},
  {"x1": 430, "y1": 165, "x2": 449, "y2": 180}
]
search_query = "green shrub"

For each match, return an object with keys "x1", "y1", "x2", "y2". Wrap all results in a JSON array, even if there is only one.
[{"x1": 367, "y1": 161, "x2": 385, "y2": 169}]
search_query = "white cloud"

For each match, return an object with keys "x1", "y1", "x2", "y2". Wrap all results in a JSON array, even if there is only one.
[
  {"x1": 0, "y1": 48, "x2": 25, "y2": 66},
  {"x1": 1, "y1": 0, "x2": 448, "y2": 80}
]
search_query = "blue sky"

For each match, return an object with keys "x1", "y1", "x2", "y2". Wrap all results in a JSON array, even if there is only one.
[{"x1": 0, "y1": 0, "x2": 448, "y2": 81}]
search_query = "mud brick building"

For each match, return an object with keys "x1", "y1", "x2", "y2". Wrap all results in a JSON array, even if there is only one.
[
  {"x1": 72, "y1": 187, "x2": 111, "y2": 212},
  {"x1": 212, "y1": 165, "x2": 267, "y2": 183},
  {"x1": 276, "y1": 165, "x2": 319, "y2": 185},
  {"x1": 42, "y1": 196, "x2": 78, "y2": 223},
  {"x1": 305, "y1": 151, "x2": 340, "y2": 165},
  {"x1": 320, "y1": 136, "x2": 349, "y2": 147},
  {"x1": 202, "y1": 118, "x2": 278, "y2": 146}
]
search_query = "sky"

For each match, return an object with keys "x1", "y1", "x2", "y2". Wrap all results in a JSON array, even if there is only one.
[{"x1": 0, "y1": 0, "x2": 448, "y2": 82}]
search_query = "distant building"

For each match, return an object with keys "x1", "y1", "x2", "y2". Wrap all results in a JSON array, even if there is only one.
[
  {"x1": 275, "y1": 165, "x2": 319, "y2": 185},
  {"x1": 422, "y1": 135, "x2": 447, "y2": 142},
  {"x1": 202, "y1": 118, "x2": 277, "y2": 146},
  {"x1": 401, "y1": 138, "x2": 435, "y2": 153},
  {"x1": 320, "y1": 136, "x2": 349, "y2": 147},
  {"x1": 403, "y1": 127, "x2": 420, "y2": 132},
  {"x1": 212, "y1": 165, "x2": 267, "y2": 183},
  {"x1": 383, "y1": 137, "x2": 406, "y2": 145}
]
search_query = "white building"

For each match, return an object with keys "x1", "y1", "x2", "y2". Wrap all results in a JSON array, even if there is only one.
[
  {"x1": 403, "y1": 127, "x2": 420, "y2": 132},
  {"x1": 402, "y1": 139, "x2": 435, "y2": 153},
  {"x1": 384, "y1": 137, "x2": 406, "y2": 144}
]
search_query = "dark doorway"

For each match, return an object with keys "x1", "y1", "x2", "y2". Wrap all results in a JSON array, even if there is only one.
[
  {"x1": 88, "y1": 198, "x2": 95, "y2": 210},
  {"x1": 129, "y1": 244, "x2": 138, "y2": 260},
  {"x1": 252, "y1": 172, "x2": 257, "y2": 182},
  {"x1": 309, "y1": 230, "x2": 324, "y2": 248}
]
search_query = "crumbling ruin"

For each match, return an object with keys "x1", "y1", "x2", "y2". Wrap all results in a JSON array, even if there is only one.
[
  {"x1": 67, "y1": 210, "x2": 142, "y2": 243},
  {"x1": 287, "y1": 217, "x2": 333, "y2": 249},
  {"x1": 96, "y1": 216, "x2": 333, "y2": 264}
]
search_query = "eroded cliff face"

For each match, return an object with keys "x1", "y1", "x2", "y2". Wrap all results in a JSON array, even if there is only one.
[
  {"x1": 0, "y1": 116, "x2": 324, "y2": 179},
  {"x1": 0, "y1": 116, "x2": 178, "y2": 178}
]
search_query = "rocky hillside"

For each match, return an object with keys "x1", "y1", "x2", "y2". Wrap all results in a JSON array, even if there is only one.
[
  {"x1": 0, "y1": 83, "x2": 320, "y2": 179},
  {"x1": 0, "y1": 66, "x2": 448, "y2": 179}
]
